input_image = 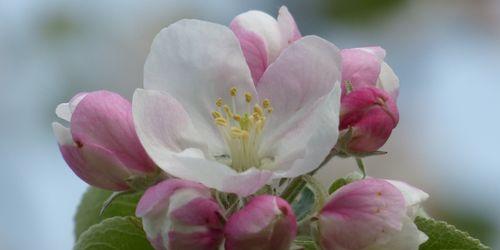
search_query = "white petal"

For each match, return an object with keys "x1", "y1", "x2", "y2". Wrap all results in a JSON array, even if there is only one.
[
  {"x1": 143, "y1": 19, "x2": 256, "y2": 151},
  {"x1": 256, "y1": 36, "x2": 342, "y2": 177},
  {"x1": 366, "y1": 216, "x2": 428, "y2": 250},
  {"x1": 271, "y1": 86, "x2": 341, "y2": 178},
  {"x1": 132, "y1": 89, "x2": 208, "y2": 154},
  {"x1": 55, "y1": 92, "x2": 88, "y2": 121},
  {"x1": 387, "y1": 180, "x2": 429, "y2": 219},
  {"x1": 156, "y1": 150, "x2": 272, "y2": 196},
  {"x1": 376, "y1": 62, "x2": 400, "y2": 98},
  {"x1": 52, "y1": 122, "x2": 74, "y2": 146},
  {"x1": 231, "y1": 10, "x2": 282, "y2": 62}
]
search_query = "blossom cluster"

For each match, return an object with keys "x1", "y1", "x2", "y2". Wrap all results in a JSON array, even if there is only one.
[{"x1": 53, "y1": 6, "x2": 429, "y2": 250}]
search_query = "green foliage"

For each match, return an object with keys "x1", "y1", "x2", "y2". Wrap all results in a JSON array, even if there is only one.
[
  {"x1": 292, "y1": 187, "x2": 316, "y2": 221},
  {"x1": 74, "y1": 216, "x2": 154, "y2": 250},
  {"x1": 74, "y1": 187, "x2": 143, "y2": 239},
  {"x1": 415, "y1": 216, "x2": 491, "y2": 250},
  {"x1": 328, "y1": 177, "x2": 348, "y2": 194},
  {"x1": 293, "y1": 236, "x2": 319, "y2": 250}
]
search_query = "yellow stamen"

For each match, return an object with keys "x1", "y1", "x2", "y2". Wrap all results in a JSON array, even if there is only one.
[
  {"x1": 267, "y1": 108, "x2": 273, "y2": 114},
  {"x1": 244, "y1": 92, "x2": 252, "y2": 103},
  {"x1": 253, "y1": 104, "x2": 263, "y2": 116},
  {"x1": 230, "y1": 127, "x2": 245, "y2": 138},
  {"x1": 215, "y1": 117, "x2": 227, "y2": 126},
  {"x1": 216, "y1": 98, "x2": 223, "y2": 107},
  {"x1": 230, "y1": 87, "x2": 238, "y2": 96},
  {"x1": 233, "y1": 114, "x2": 241, "y2": 121},
  {"x1": 212, "y1": 111, "x2": 222, "y2": 119},
  {"x1": 262, "y1": 99, "x2": 270, "y2": 109}
]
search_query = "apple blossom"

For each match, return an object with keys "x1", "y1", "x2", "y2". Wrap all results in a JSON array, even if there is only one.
[
  {"x1": 230, "y1": 6, "x2": 301, "y2": 83},
  {"x1": 136, "y1": 179, "x2": 224, "y2": 250},
  {"x1": 133, "y1": 18, "x2": 341, "y2": 196},
  {"x1": 318, "y1": 178, "x2": 428, "y2": 250},
  {"x1": 224, "y1": 195, "x2": 297, "y2": 250},
  {"x1": 337, "y1": 47, "x2": 400, "y2": 154},
  {"x1": 52, "y1": 91, "x2": 156, "y2": 191}
]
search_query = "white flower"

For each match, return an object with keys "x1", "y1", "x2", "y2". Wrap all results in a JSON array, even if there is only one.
[{"x1": 133, "y1": 19, "x2": 341, "y2": 196}]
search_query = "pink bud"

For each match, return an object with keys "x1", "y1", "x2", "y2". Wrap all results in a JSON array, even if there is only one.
[
  {"x1": 52, "y1": 91, "x2": 156, "y2": 190},
  {"x1": 318, "y1": 179, "x2": 406, "y2": 250},
  {"x1": 338, "y1": 86, "x2": 399, "y2": 153},
  {"x1": 224, "y1": 195, "x2": 297, "y2": 250},
  {"x1": 136, "y1": 179, "x2": 224, "y2": 250}
]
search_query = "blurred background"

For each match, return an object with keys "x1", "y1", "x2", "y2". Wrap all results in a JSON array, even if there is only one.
[{"x1": 1, "y1": 0, "x2": 499, "y2": 249}]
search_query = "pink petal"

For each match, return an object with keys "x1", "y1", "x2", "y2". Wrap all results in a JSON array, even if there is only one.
[
  {"x1": 136, "y1": 179, "x2": 209, "y2": 217},
  {"x1": 340, "y1": 86, "x2": 399, "y2": 153},
  {"x1": 230, "y1": 17, "x2": 269, "y2": 84},
  {"x1": 341, "y1": 48, "x2": 382, "y2": 92},
  {"x1": 319, "y1": 179, "x2": 406, "y2": 250},
  {"x1": 59, "y1": 143, "x2": 131, "y2": 191},
  {"x1": 225, "y1": 195, "x2": 297, "y2": 250},
  {"x1": 71, "y1": 91, "x2": 155, "y2": 173}
]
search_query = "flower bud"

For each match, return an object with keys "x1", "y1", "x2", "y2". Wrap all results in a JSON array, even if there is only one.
[
  {"x1": 136, "y1": 179, "x2": 224, "y2": 250},
  {"x1": 338, "y1": 86, "x2": 399, "y2": 153},
  {"x1": 318, "y1": 178, "x2": 428, "y2": 250},
  {"x1": 52, "y1": 91, "x2": 156, "y2": 191},
  {"x1": 224, "y1": 195, "x2": 297, "y2": 250}
]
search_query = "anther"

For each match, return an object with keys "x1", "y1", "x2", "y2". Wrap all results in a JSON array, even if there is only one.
[
  {"x1": 215, "y1": 117, "x2": 227, "y2": 126},
  {"x1": 262, "y1": 99, "x2": 270, "y2": 108},
  {"x1": 253, "y1": 105, "x2": 263, "y2": 116},
  {"x1": 212, "y1": 111, "x2": 222, "y2": 119},
  {"x1": 233, "y1": 114, "x2": 241, "y2": 121},
  {"x1": 230, "y1": 87, "x2": 238, "y2": 96},
  {"x1": 216, "y1": 98, "x2": 223, "y2": 107},
  {"x1": 244, "y1": 92, "x2": 252, "y2": 103}
]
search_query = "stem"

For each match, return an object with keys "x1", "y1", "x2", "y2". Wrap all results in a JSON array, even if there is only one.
[{"x1": 355, "y1": 157, "x2": 366, "y2": 178}]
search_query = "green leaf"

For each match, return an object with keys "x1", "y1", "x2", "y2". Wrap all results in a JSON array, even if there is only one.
[
  {"x1": 328, "y1": 177, "x2": 348, "y2": 194},
  {"x1": 292, "y1": 236, "x2": 319, "y2": 250},
  {"x1": 415, "y1": 216, "x2": 491, "y2": 250},
  {"x1": 292, "y1": 187, "x2": 315, "y2": 221},
  {"x1": 74, "y1": 216, "x2": 154, "y2": 250},
  {"x1": 74, "y1": 187, "x2": 143, "y2": 239}
]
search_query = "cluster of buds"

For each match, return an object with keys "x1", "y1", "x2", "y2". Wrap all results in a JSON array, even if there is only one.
[
  {"x1": 137, "y1": 179, "x2": 297, "y2": 250},
  {"x1": 52, "y1": 6, "x2": 432, "y2": 250}
]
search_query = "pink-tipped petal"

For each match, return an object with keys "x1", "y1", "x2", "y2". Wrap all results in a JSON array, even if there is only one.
[
  {"x1": 225, "y1": 195, "x2": 297, "y2": 250},
  {"x1": 341, "y1": 48, "x2": 382, "y2": 92},
  {"x1": 230, "y1": 18, "x2": 269, "y2": 83},
  {"x1": 136, "y1": 178, "x2": 209, "y2": 217},
  {"x1": 71, "y1": 91, "x2": 155, "y2": 173},
  {"x1": 277, "y1": 6, "x2": 302, "y2": 45},
  {"x1": 319, "y1": 179, "x2": 406, "y2": 250}
]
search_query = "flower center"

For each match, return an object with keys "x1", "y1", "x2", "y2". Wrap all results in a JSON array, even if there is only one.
[{"x1": 211, "y1": 87, "x2": 273, "y2": 172}]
